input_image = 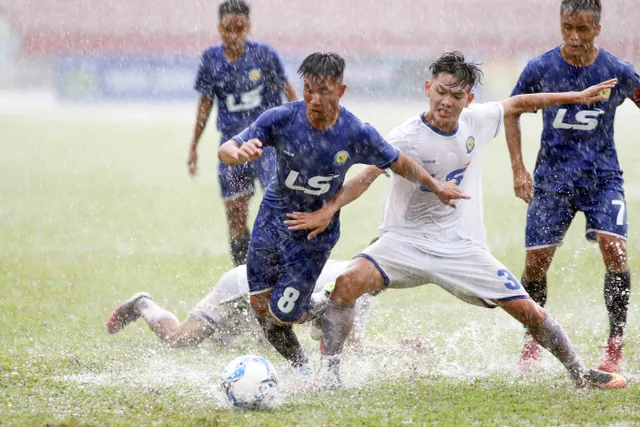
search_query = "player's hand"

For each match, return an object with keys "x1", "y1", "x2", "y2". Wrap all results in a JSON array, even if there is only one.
[
  {"x1": 284, "y1": 209, "x2": 333, "y2": 240},
  {"x1": 433, "y1": 180, "x2": 470, "y2": 208},
  {"x1": 577, "y1": 78, "x2": 618, "y2": 104},
  {"x1": 187, "y1": 147, "x2": 198, "y2": 177},
  {"x1": 237, "y1": 139, "x2": 263, "y2": 163},
  {"x1": 513, "y1": 167, "x2": 533, "y2": 203}
]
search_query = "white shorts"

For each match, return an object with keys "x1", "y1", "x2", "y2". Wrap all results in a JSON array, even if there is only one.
[
  {"x1": 358, "y1": 232, "x2": 529, "y2": 308},
  {"x1": 190, "y1": 293, "x2": 261, "y2": 345}
]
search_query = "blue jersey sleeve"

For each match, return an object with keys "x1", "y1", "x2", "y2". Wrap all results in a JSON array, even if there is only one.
[
  {"x1": 511, "y1": 61, "x2": 542, "y2": 96},
  {"x1": 232, "y1": 105, "x2": 293, "y2": 148},
  {"x1": 618, "y1": 61, "x2": 640, "y2": 102},
  {"x1": 261, "y1": 45, "x2": 287, "y2": 94},
  {"x1": 353, "y1": 124, "x2": 400, "y2": 169},
  {"x1": 194, "y1": 51, "x2": 215, "y2": 99}
]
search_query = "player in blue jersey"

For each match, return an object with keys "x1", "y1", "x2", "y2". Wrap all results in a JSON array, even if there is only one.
[
  {"x1": 506, "y1": 0, "x2": 640, "y2": 373},
  {"x1": 187, "y1": 0, "x2": 298, "y2": 266},
  {"x1": 218, "y1": 52, "x2": 470, "y2": 372}
]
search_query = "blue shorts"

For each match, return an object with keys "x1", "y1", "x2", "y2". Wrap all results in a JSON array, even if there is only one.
[
  {"x1": 525, "y1": 187, "x2": 627, "y2": 249},
  {"x1": 218, "y1": 142, "x2": 275, "y2": 200},
  {"x1": 247, "y1": 206, "x2": 331, "y2": 323}
]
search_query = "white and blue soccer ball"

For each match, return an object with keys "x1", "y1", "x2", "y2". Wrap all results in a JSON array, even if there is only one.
[{"x1": 220, "y1": 355, "x2": 279, "y2": 409}]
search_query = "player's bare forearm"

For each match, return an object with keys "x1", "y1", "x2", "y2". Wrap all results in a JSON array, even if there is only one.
[
  {"x1": 218, "y1": 140, "x2": 243, "y2": 165},
  {"x1": 284, "y1": 80, "x2": 298, "y2": 102},
  {"x1": 501, "y1": 78, "x2": 618, "y2": 116},
  {"x1": 285, "y1": 166, "x2": 383, "y2": 239},
  {"x1": 390, "y1": 153, "x2": 470, "y2": 208},
  {"x1": 219, "y1": 138, "x2": 263, "y2": 166},
  {"x1": 390, "y1": 153, "x2": 439, "y2": 192},
  {"x1": 504, "y1": 109, "x2": 534, "y2": 203},
  {"x1": 192, "y1": 96, "x2": 214, "y2": 147},
  {"x1": 504, "y1": 115, "x2": 526, "y2": 171},
  {"x1": 326, "y1": 166, "x2": 384, "y2": 215},
  {"x1": 187, "y1": 97, "x2": 214, "y2": 176}
]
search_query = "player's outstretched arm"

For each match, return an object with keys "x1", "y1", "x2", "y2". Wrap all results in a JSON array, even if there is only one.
[
  {"x1": 500, "y1": 78, "x2": 618, "y2": 117},
  {"x1": 285, "y1": 165, "x2": 385, "y2": 239},
  {"x1": 187, "y1": 96, "x2": 214, "y2": 177},
  {"x1": 218, "y1": 138, "x2": 263, "y2": 166},
  {"x1": 504, "y1": 115, "x2": 533, "y2": 203},
  {"x1": 389, "y1": 153, "x2": 470, "y2": 208}
]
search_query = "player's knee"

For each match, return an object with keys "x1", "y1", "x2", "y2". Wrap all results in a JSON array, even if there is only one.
[
  {"x1": 250, "y1": 293, "x2": 271, "y2": 319},
  {"x1": 600, "y1": 238, "x2": 628, "y2": 271},
  {"x1": 333, "y1": 271, "x2": 366, "y2": 304},
  {"x1": 165, "y1": 319, "x2": 208, "y2": 347}
]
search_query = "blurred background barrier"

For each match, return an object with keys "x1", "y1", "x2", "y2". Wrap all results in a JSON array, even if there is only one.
[{"x1": 1, "y1": 0, "x2": 639, "y2": 100}]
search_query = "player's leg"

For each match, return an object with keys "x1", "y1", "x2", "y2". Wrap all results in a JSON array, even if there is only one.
[
  {"x1": 498, "y1": 298, "x2": 583, "y2": 380},
  {"x1": 248, "y1": 236, "x2": 330, "y2": 371},
  {"x1": 318, "y1": 256, "x2": 385, "y2": 387},
  {"x1": 246, "y1": 243, "x2": 307, "y2": 368},
  {"x1": 522, "y1": 190, "x2": 575, "y2": 303},
  {"x1": 319, "y1": 234, "x2": 420, "y2": 387},
  {"x1": 225, "y1": 195, "x2": 251, "y2": 266},
  {"x1": 157, "y1": 315, "x2": 211, "y2": 347},
  {"x1": 429, "y1": 244, "x2": 625, "y2": 388},
  {"x1": 218, "y1": 160, "x2": 253, "y2": 266},
  {"x1": 582, "y1": 188, "x2": 629, "y2": 372},
  {"x1": 519, "y1": 190, "x2": 575, "y2": 369},
  {"x1": 107, "y1": 293, "x2": 210, "y2": 347},
  {"x1": 246, "y1": 207, "x2": 309, "y2": 369},
  {"x1": 498, "y1": 298, "x2": 625, "y2": 388},
  {"x1": 250, "y1": 291, "x2": 310, "y2": 370}
]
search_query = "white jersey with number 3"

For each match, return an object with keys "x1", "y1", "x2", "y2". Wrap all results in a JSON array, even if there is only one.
[{"x1": 380, "y1": 102, "x2": 504, "y2": 247}]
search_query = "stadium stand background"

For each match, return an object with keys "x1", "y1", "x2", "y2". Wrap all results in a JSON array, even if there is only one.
[{"x1": 1, "y1": 0, "x2": 638, "y2": 100}]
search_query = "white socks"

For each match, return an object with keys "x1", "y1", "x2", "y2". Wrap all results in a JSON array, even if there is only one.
[{"x1": 136, "y1": 297, "x2": 178, "y2": 328}]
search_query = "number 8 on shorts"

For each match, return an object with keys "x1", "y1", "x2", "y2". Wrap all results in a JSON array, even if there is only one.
[{"x1": 277, "y1": 287, "x2": 300, "y2": 314}]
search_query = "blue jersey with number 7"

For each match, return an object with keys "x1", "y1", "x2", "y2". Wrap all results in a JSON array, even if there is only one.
[{"x1": 511, "y1": 46, "x2": 640, "y2": 192}]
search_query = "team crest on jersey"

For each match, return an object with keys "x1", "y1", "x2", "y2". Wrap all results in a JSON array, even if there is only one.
[
  {"x1": 249, "y1": 69, "x2": 262, "y2": 81},
  {"x1": 465, "y1": 136, "x2": 475, "y2": 153},
  {"x1": 333, "y1": 150, "x2": 350, "y2": 166},
  {"x1": 597, "y1": 88, "x2": 611, "y2": 101}
]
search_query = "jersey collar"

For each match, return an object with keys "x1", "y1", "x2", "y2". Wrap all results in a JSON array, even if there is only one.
[{"x1": 420, "y1": 112, "x2": 459, "y2": 136}]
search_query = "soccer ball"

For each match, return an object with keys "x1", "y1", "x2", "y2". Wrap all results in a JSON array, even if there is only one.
[{"x1": 220, "y1": 355, "x2": 279, "y2": 409}]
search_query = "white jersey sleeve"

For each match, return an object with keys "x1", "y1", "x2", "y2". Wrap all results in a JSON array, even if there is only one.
[
  {"x1": 385, "y1": 117, "x2": 418, "y2": 153},
  {"x1": 464, "y1": 102, "x2": 504, "y2": 147}
]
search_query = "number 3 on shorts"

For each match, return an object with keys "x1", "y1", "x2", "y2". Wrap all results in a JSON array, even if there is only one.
[
  {"x1": 497, "y1": 269, "x2": 521, "y2": 290},
  {"x1": 277, "y1": 287, "x2": 300, "y2": 314}
]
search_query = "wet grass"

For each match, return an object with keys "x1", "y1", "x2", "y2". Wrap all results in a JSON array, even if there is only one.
[{"x1": 2, "y1": 102, "x2": 640, "y2": 425}]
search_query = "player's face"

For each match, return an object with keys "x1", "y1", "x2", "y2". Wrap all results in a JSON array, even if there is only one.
[
  {"x1": 302, "y1": 76, "x2": 347, "y2": 124},
  {"x1": 425, "y1": 74, "x2": 474, "y2": 131},
  {"x1": 218, "y1": 14, "x2": 250, "y2": 53},
  {"x1": 560, "y1": 10, "x2": 601, "y2": 57}
]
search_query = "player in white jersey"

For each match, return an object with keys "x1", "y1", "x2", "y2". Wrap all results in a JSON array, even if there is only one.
[
  {"x1": 106, "y1": 260, "x2": 373, "y2": 348},
  {"x1": 286, "y1": 52, "x2": 624, "y2": 389}
]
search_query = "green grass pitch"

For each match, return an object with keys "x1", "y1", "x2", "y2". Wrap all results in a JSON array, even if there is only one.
[{"x1": 1, "y1": 100, "x2": 640, "y2": 425}]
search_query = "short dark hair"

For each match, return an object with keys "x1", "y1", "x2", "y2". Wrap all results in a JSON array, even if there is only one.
[
  {"x1": 560, "y1": 0, "x2": 602, "y2": 26},
  {"x1": 219, "y1": 0, "x2": 250, "y2": 20},
  {"x1": 429, "y1": 51, "x2": 483, "y2": 91},
  {"x1": 297, "y1": 52, "x2": 346, "y2": 82}
]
